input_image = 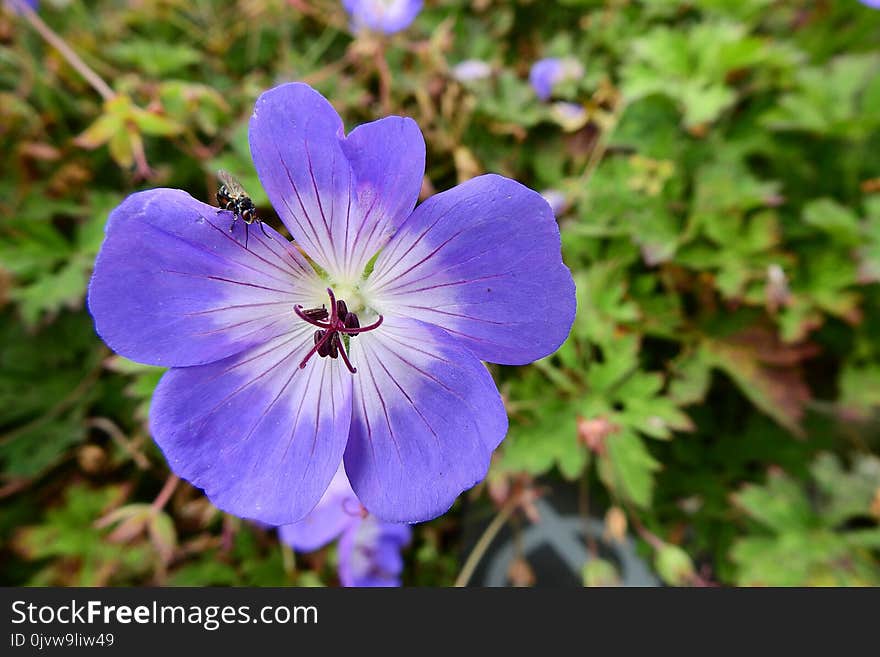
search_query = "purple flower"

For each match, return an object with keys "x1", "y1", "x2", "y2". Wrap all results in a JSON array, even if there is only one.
[
  {"x1": 88, "y1": 82, "x2": 575, "y2": 526},
  {"x1": 342, "y1": 0, "x2": 422, "y2": 35},
  {"x1": 550, "y1": 101, "x2": 589, "y2": 132},
  {"x1": 540, "y1": 190, "x2": 568, "y2": 217},
  {"x1": 451, "y1": 59, "x2": 493, "y2": 83},
  {"x1": 279, "y1": 464, "x2": 411, "y2": 587},
  {"x1": 338, "y1": 514, "x2": 411, "y2": 586},
  {"x1": 5, "y1": 0, "x2": 39, "y2": 13},
  {"x1": 529, "y1": 57, "x2": 584, "y2": 101},
  {"x1": 859, "y1": 1, "x2": 880, "y2": 8}
]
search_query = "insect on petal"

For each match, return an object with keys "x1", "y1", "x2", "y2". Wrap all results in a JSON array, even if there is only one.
[
  {"x1": 88, "y1": 189, "x2": 324, "y2": 368},
  {"x1": 249, "y1": 83, "x2": 425, "y2": 282}
]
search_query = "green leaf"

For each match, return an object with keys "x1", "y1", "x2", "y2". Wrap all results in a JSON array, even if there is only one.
[
  {"x1": 837, "y1": 364, "x2": 880, "y2": 420},
  {"x1": 131, "y1": 107, "x2": 184, "y2": 137},
  {"x1": 569, "y1": 265, "x2": 641, "y2": 346},
  {"x1": 732, "y1": 470, "x2": 813, "y2": 531},
  {"x1": 168, "y1": 559, "x2": 240, "y2": 586},
  {"x1": 761, "y1": 54, "x2": 880, "y2": 139},
  {"x1": 108, "y1": 40, "x2": 202, "y2": 77},
  {"x1": 700, "y1": 330, "x2": 810, "y2": 437},
  {"x1": 810, "y1": 452, "x2": 880, "y2": 526},
  {"x1": 668, "y1": 354, "x2": 712, "y2": 406},
  {"x1": 14, "y1": 485, "x2": 152, "y2": 585},
  {"x1": 601, "y1": 430, "x2": 660, "y2": 508},
  {"x1": 802, "y1": 199, "x2": 861, "y2": 246},
  {"x1": 10, "y1": 258, "x2": 91, "y2": 327},
  {"x1": 500, "y1": 399, "x2": 587, "y2": 480}
]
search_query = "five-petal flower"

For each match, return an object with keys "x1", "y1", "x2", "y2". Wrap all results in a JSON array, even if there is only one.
[{"x1": 88, "y1": 82, "x2": 575, "y2": 526}]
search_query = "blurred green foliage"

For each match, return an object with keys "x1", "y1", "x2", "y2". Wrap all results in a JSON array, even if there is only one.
[{"x1": 1, "y1": 0, "x2": 879, "y2": 587}]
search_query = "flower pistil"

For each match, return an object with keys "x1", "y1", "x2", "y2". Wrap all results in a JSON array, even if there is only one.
[{"x1": 293, "y1": 287, "x2": 384, "y2": 373}]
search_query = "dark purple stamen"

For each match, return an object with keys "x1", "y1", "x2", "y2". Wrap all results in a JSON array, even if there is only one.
[
  {"x1": 294, "y1": 288, "x2": 384, "y2": 374},
  {"x1": 303, "y1": 306, "x2": 329, "y2": 322}
]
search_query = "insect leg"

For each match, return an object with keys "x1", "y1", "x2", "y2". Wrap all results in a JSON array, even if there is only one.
[
  {"x1": 259, "y1": 221, "x2": 273, "y2": 241},
  {"x1": 244, "y1": 222, "x2": 249, "y2": 250}
]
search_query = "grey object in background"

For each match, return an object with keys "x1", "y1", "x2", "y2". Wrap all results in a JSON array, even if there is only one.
[{"x1": 482, "y1": 499, "x2": 659, "y2": 587}]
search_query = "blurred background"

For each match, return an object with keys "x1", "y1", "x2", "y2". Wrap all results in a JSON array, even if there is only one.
[{"x1": 1, "y1": 0, "x2": 879, "y2": 587}]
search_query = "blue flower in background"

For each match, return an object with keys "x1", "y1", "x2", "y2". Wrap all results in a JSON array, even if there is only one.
[
  {"x1": 5, "y1": 0, "x2": 39, "y2": 13},
  {"x1": 451, "y1": 59, "x2": 493, "y2": 83},
  {"x1": 550, "y1": 101, "x2": 588, "y2": 132},
  {"x1": 343, "y1": 0, "x2": 422, "y2": 35},
  {"x1": 280, "y1": 464, "x2": 411, "y2": 587},
  {"x1": 88, "y1": 82, "x2": 576, "y2": 527},
  {"x1": 540, "y1": 190, "x2": 568, "y2": 218},
  {"x1": 859, "y1": 1, "x2": 880, "y2": 8},
  {"x1": 529, "y1": 57, "x2": 584, "y2": 101}
]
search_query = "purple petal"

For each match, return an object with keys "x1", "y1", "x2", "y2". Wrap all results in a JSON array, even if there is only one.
[
  {"x1": 859, "y1": 0, "x2": 880, "y2": 9},
  {"x1": 529, "y1": 57, "x2": 584, "y2": 101},
  {"x1": 342, "y1": 0, "x2": 423, "y2": 35},
  {"x1": 363, "y1": 174, "x2": 575, "y2": 366},
  {"x1": 249, "y1": 83, "x2": 425, "y2": 281},
  {"x1": 338, "y1": 515, "x2": 411, "y2": 587},
  {"x1": 88, "y1": 189, "x2": 322, "y2": 367},
  {"x1": 343, "y1": 316, "x2": 508, "y2": 523},
  {"x1": 529, "y1": 58, "x2": 564, "y2": 101},
  {"x1": 278, "y1": 462, "x2": 361, "y2": 552},
  {"x1": 149, "y1": 329, "x2": 353, "y2": 525}
]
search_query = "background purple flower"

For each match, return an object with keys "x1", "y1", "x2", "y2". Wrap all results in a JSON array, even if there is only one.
[
  {"x1": 278, "y1": 463, "x2": 358, "y2": 553},
  {"x1": 550, "y1": 101, "x2": 588, "y2": 132},
  {"x1": 88, "y1": 82, "x2": 575, "y2": 527},
  {"x1": 540, "y1": 189, "x2": 568, "y2": 217},
  {"x1": 529, "y1": 57, "x2": 584, "y2": 101},
  {"x1": 337, "y1": 515, "x2": 410, "y2": 587},
  {"x1": 5, "y1": 0, "x2": 39, "y2": 13},
  {"x1": 451, "y1": 59, "x2": 493, "y2": 83},
  {"x1": 342, "y1": 0, "x2": 422, "y2": 35},
  {"x1": 279, "y1": 464, "x2": 411, "y2": 587},
  {"x1": 859, "y1": 1, "x2": 880, "y2": 8}
]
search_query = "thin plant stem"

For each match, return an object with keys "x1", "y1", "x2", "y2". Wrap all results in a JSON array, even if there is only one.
[
  {"x1": 579, "y1": 466, "x2": 599, "y2": 558},
  {"x1": 13, "y1": 0, "x2": 156, "y2": 178},
  {"x1": 151, "y1": 474, "x2": 180, "y2": 512},
  {"x1": 577, "y1": 96, "x2": 623, "y2": 193},
  {"x1": 11, "y1": 0, "x2": 115, "y2": 102},
  {"x1": 375, "y1": 41, "x2": 392, "y2": 114},
  {"x1": 86, "y1": 417, "x2": 151, "y2": 470},
  {"x1": 454, "y1": 495, "x2": 520, "y2": 587},
  {"x1": 281, "y1": 543, "x2": 297, "y2": 581}
]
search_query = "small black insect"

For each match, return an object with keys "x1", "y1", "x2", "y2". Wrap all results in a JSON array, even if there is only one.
[{"x1": 216, "y1": 169, "x2": 271, "y2": 248}]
